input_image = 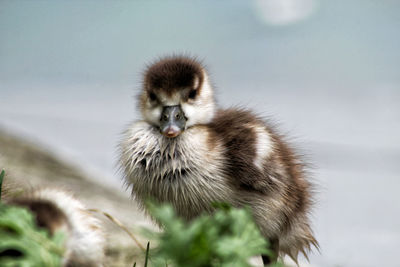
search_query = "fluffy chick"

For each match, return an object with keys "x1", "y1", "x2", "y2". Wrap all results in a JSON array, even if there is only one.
[
  {"x1": 6, "y1": 188, "x2": 104, "y2": 266},
  {"x1": 119, "y1": 56, "x2": 318, "y2": 264}
]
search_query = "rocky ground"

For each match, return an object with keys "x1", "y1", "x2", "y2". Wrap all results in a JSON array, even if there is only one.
[{"x1": 0, "y1": 129, "x2": 155, "y2": 266}]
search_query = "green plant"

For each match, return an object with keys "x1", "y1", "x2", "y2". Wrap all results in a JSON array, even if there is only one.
[
  {"x1": 0, "y1": 170, "x2": 65, "y2": 267},
  {"x1": 0, "y1": 203, "x2": 65, "y2": 267},
  {"x1": 145, "y1": 202, "x2": 283, "y2": 267}
]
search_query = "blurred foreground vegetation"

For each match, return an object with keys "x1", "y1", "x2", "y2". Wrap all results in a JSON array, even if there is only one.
[
  {"x1": 143, "y1": 202, "x2": 283, "y2": 267},
  {"x1": 1, "y1": 162, "x2": 282, "y2": 267}
]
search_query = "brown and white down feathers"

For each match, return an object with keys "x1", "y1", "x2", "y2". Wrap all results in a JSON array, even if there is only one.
[
  {"x1": 7, "y1": 188, "x2": 105, "y2": 267},
  {"x1": 119, "y1": 56, "x2": 318, "y2": 263}
]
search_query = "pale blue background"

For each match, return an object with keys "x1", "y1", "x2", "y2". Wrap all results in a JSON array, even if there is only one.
[{"x1": 1, "y1": 1, "x2": 399, "y2": 266}]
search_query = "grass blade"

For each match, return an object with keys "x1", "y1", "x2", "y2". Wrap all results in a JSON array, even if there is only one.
[
  {"x1": 88, "y1": 208, "x2": 145, "y2": 251},
  {"x1": 144, "y1": 242, "x2": 150, "y2": 267},
  {"x1": 0, "y1": 169, "x2": 5, "y2": 200}
]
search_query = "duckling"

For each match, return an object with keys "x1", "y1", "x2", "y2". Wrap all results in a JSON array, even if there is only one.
[
  {"x1": 6, "y1": 188, "x2": 105, "y2": 266},
  {"x1": 119, "y1": 56, "x2": 318, "y2": 264}
]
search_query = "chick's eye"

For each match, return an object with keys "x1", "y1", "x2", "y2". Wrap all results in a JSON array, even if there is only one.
[
  {"x1": 149, "y1": 92, "x2": 157, "y2": 101},
  {"x1": 188, "y1": 89, "x2": 197, "y2": 100}
]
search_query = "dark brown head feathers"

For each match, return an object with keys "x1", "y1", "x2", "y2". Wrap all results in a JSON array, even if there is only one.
[{"x1": 144, "y1": 56, "x2": 204, "y2": 95}]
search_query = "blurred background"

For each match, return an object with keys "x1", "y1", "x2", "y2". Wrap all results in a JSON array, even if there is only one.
[{"x1": 0, "y1": 0, "x2": 399, "y2": 266}]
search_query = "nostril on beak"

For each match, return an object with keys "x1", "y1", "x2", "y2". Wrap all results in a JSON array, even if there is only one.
[
  {"x1": 160, "y1": 105, "x2": 186, "y2": 138},
  {"x1": 162, "y1": 114, "x2": 169, "y2": 121}
]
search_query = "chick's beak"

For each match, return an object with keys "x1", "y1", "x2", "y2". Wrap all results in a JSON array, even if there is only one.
[{"x1": 160, "y1": 105, "x2": 186, "y2": 138}]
